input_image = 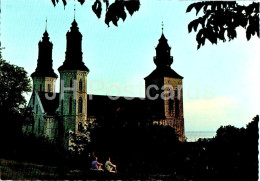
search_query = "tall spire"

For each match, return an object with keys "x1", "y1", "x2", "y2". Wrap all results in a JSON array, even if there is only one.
[
  {"x1": 58, "y1": 11, "x2": 89, "y2": 72},
  {"x1": 45, "y1": 17, "x2": 48, "y2": 31},
  {"x1": 162, "y1": 21, "x2": 164, "y2": 34},
  {"x1": 74, "y1": 0, "x2": 76, "y2": 20},
  {"x1": 154, "y1": 23, "x2": 173, "y2": 68},
  {"x1": 31, "y1": 23, "x2": 58, "y2": 78},
  {"x1": 144, "y1": 25, "x2": 183, "y2": 80}
]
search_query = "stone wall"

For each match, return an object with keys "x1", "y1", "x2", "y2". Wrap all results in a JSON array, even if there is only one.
[
  {"x1": 59, "y1": 70, "x2": 88, "y2": 149},
  {"x1": 32, "y1": 77, "x2": 57, "y2": 93}
]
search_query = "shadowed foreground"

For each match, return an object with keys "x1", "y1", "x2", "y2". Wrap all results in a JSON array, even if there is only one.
[{"x1": 0, "y1": 159, "x2": 186, "y2": 180}]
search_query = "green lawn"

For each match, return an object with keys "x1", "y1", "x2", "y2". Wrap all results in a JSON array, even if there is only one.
[
  {"x1": 0, "y1": 159, "x2": 58, "y2": 179},
  {"x1": 0, "y1": 159, "x2": 183, "y2": 180}
]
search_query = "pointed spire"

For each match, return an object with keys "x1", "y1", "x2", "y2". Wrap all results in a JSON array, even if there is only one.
[
  {"x1": 153, "y1": 23, "x2": 173, "y2": 68},
  {"x1": 45, "y1": 17, "x2": 48, "y2": 31},
  {"x1": 71, "y1": 0, "x2": 78, "y2": 30},
  {"x1": 58, "y1": 5, "x2": 89, "y2": 72},
  {"x1": 31, "y1": 21, "x2": 58, "y2": 78},
  {"x1": 162, "y1": 21, "x2": 164, "y2": 34},
  {"x1": 74, "y1": 0, "x2": 76, "y2": 20}
]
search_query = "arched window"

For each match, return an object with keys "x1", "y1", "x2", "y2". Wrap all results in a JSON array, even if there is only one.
[
  {"x1": 169, "y1": 98, "x2": 173, "y2": 116},
  {"x1": 78, "y1": 97, "x2": 83, "y2": 113},
  {"x1": 69, "y1": 97, "x2": 72, "y2": 114},
  {"x1": 174, "y1": 89, "x2": 178, "y2": 98},
  {"x1": 175, "y1": 99, "x2": 180, "y2": 118},
  {"x1": 78, "y1": 122, "x2": 84, "y2": 132},
  {"x1": 48, "y1": 84, "x2": 51, "y2": 92},
  {"x1": 79, "y1": 79, "x2": 83, "y2": 92},
  {"x1": 70, "y1": 79, "x2": 73, "y2": 87}
]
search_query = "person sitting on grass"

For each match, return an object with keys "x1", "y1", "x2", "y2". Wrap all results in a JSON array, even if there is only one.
[
  {"x1": 92, "y1": 157, "x2": 103, "y2": 171},
  {"x1": 105, "y1": 157, "x2": 117, "y2": 173}
]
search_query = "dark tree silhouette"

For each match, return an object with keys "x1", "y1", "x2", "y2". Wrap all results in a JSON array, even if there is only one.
[
  {"x1": 51, "y1": 0, "x2": 140, "y2": 27},
  {"x1": 0, "y1": 48, "x2": 32, "y2": 145},
  {"x1": 186, "y1": 1, "x2": 259, "y2": 49},
  {"x1": 0, "y1": 48, "x2": 31, "y2": 113},
  {"x1": 51, "y1": 1, "x2": 259, "y2": 49}
]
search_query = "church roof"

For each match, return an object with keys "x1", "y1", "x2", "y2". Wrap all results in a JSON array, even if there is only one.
[
  {"x1": 87, "y1": 94, "x2": 166, "y2": 121},
  {"x1": 144, "y1": 66, "x2": 183, "y2": 80},
  {"x1": 156, "y1": 33, "x2": 170, "y2": 50},
  {"x1": 38, "y1": 92, "x2": 60, "y2": 115},
  {"x1": 87, "y1": 94, "x2": 147, "y2": 118},
  {"x1": 31, "y1": 69, "x2": 58, "y2": 78},
  {"x1": 35, "y1": 93, "x2": 165, "y2": 120},
  {"x1": 58, "y1": 60, "x2": 89, "y2": 72}
]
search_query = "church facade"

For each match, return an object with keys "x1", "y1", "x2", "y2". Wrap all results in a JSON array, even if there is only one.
[{"x1": 26, "y1": 19, "x2": 185, "y2": 148}]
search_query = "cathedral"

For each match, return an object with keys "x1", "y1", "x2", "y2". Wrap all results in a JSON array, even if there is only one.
[{"x1": 27, "y1": 18, "x2": 185, "y2": 148}]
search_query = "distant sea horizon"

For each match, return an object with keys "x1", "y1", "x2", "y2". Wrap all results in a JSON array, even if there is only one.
[{"x1": 185, "y1": 131, "x2": 216, "y2": 142}]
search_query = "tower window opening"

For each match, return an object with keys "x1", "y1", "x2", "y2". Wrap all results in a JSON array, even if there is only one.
[
  {"x1": 79, "y1": 79, "x2": 83, "y2": 92},
  {"x1": 69, "y1": 97, "x2": 72, "y2": 114},
  {"x1": 70, "y1": 78, "x2": 73, "y2": 87},
  {"x1": 78, "y1": 97, "x2": 83, "y2": 113},
  {"x1": 48, "y1": 84, "x2": 51, "y2": 92},
  {"x1": 174, "y1": 89, "x2": 178, "y2": 98},
  {"x1": 175, "y1": 99, "x2": 180, "y2": 118},
  {"x1": 78, "y1": 122, "x2": 84, "y2": 132}
]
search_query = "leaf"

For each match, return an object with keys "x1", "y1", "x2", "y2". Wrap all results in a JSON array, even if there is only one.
[
  {"x1": 211, "y1": 3, "x2": 216, "y2": 11},
  {"x1": 124, "y1": 0, "x2": 140, "y2": 16},
  {"x1": 206, "y1": 29, "x2": 217, "y2": 44},
  {"x1": 103, "y1": 0, "x2": 110, "y2": 11},
  {"x1": 92, "y1": 0, "x2": 102, "y2": 19},
  {"x1": 227, "y1": 27, "x2": 237, "y2": 41},
  {"x1": 62, "y1": 0, "x2": 67, "y2": 6},
  {"x1": 51, "y1": 0, "x2": 56, "y2": 6},
  {"x1": 203, "y1": 4, "x2": 208, "y2": 13},
  {"x1": 218, "y1": 27, "x2": 226, "y2": 41},
  {"x1": 188, "y1": 19, "x2": 200, "y2": 33},
  {"x1": 194, "y1": 2, "x2": 204, "y2": 15},
  {"x1": 186, "y1": 3, "x2": 196, "y2": 13},
  {"x1": 77, "y1": 0, "x2": 85, "y2": 5},
  {"x1": 105, "y1": 0, "x2": 127, "y2": 27},
  {"x1": 188, "y1": 20, "x2": 194, "y2": 33},
  {"x1": 196, "y1": 28, "x2": 206, "y2": 49}
]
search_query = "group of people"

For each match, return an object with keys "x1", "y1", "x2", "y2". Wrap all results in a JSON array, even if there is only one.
[{"x1": 91, "y1": 157, "x2": 117, "y2": 173}]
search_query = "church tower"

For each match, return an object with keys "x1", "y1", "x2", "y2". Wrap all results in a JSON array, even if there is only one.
[
  {"x1": 30, "y1": 23, "x2": 58, "y2": 137},
  {"x1": 31, "y1": 26, "x2": 58, "y2": 93},
  {"x1": 58, "y1": 18, "x2": 89, "y2": 148},
  {"x1": 144, "y1": 25, "x2": 185, "y2": 141}
]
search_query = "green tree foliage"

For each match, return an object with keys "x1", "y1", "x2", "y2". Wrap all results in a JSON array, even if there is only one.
[
  {"x1": 0, "y1": 49, "x2": 31, "y2": 113},
  {"x1": 50, "y1": 1, "x2": 259, "y2": 48},
  {"x1": 205, "y1": 115, "x2": 259, "y2": 181},
  {"x1": 186, "y1": 1, "x2": 259, "y2": 49},
  {"x1": 0, "y1": 48, "x2": 32, "y2": 143}
]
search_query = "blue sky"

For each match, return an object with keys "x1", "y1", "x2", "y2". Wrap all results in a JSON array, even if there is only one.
[{"x1": 2, "y1": 0, "x2": 260, "y2": 132}]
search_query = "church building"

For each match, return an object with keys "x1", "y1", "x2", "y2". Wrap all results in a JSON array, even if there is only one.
[{"x1": 27, "y1": 18, "x2": 185, "y2": 148}]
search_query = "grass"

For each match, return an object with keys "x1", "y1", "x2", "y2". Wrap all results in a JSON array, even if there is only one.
[{"x1": 0, "y1": 159, "x2": 58, "y2": 180}]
